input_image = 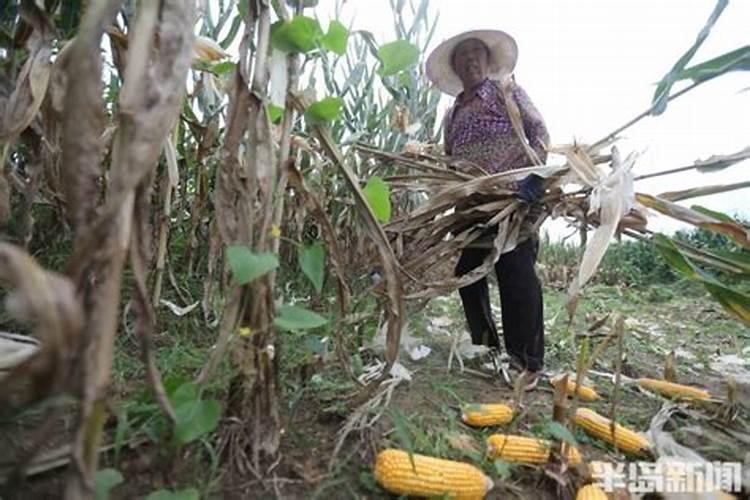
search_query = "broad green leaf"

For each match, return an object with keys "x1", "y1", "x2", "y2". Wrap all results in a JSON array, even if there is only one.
[
  {"x1": 678, "y1": 45, "x2": 750, "y2": 83},
  {"x1": 651, "y1": 0, "x2": 728, "y2": 115},
  {"x1": 362, "y1": 176, "x2": 391, "y2": 223},
  {"x1": 304, "y1": 334, "x2": 325, "y2": 355},
  {"x1": 268, "y1": 104, "x2": 284, "y2": 124},
  {"x1": 174, "y1": 399, "x2": 221, "y2": 447},
  {"x1": 274, "y1": 304, "x2": 328, "y2": 331},
  {"x1": 654, "y1": 235, "x2": 750, "y2": 325},
  {"x1": 304, "y1": 96, "x2": 343, "y2": 125},
  {"x1": 298, "y1": 242, "x2": 325, "y2": 293},
  {"x1": 226, "y1": 246, "x2": 279, "y2": 285},
  {"x1": 169, "y1": 382, "x2": 198, "y2": 405},
  {"x1": 703, "y1": 282, "x2": 750, "y2": 325},
  {"x1": 321, "y1": 20, "x2": 348, "y2": 55},
  {"x1": 653, "y1": 235, "x2": 699, "y2": 279},
  {"x1": 145, "y1": 489, "x2": 200, "y2": 500},
  {"x1": 691, "y1": 205, "x2": 737, "y2": 223},
  {"x1": 544, "y1": 421, "x2": 578, "y2": 448},
  {"x1": 270, "y1": 16, "x2": 323, "y2": 53},
  {"x1": 493, "y1": 459, "x2": 512, "y2": 480},
  {"x1": 210, "y1": 61, "x2": 236, "y2": 76},
  {"x1": 95, "y1": 468, "x2": 123, "y2": 500},
  {"x1": 377, "y1": 40, "x2": 420, "y2": 76},
  {"x1": 237, "y1": 0, "x2": 249, "y2": 20}
]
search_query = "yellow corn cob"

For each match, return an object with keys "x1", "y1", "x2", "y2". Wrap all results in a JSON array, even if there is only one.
[
  {"x1": 486, "y1": 434, "x2": 582, "y2": 465},
  {"x1": 576, "y1": 484, "x2": 608, "y2": 500},
  {"x1": 636, "y1": 378, "x2": 710, "y2": 401},
  {"x1": 574, "y1": 408, "x2": 651, "y2": 456},
  {"x1": 374, "y1": 448, "x2": 493, "y2": 500},
  {"x1": 552, "y1": 375, "x2": 600, "y2": 402},
  {"x1": 461, "y1": 404, "x2": 513, "y2": 427}
]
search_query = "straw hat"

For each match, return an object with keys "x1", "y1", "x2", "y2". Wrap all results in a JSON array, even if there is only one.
[{"x1": 425, "y1": 29, "x2": 518, "y2": 96}]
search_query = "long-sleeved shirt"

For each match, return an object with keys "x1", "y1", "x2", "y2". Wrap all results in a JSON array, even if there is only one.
[
  {"x1": 443, "y1": 78, "x2": 549, "y2": 174},
  {"x1": 443, "y1": 78, "x2": 550, "y2": 248}
]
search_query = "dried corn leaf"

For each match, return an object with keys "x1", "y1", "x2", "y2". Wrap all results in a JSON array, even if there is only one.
[
  {"x1": 567, "y1": 149, "x2": 637, "y2": 316},
  {"x1": 657, "y1": 180, "x2": 750, "y2": 202},
  {"x1": 0, "y1": 5, "x2": 53, "y2": 143},
  {"x1": 637, "y1": 193, "x2": 749, "y2": 248}
]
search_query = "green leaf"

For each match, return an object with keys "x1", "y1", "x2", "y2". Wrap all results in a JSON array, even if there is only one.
[
  {"x1": 226, "y1": 246, "x2": 279, "y2": 285},
  {"x1": 493, "y1": 459, "x2": 512, "y2": 480},
  {"x1": 210, "y1": 61, "x2": 236, "y2": 76},
  {"x1": 285, "y1": 0, "x2": 319, "y2": 6},
  {"x1": 377, "y1": 40, "x2": 420, "y2": 77},
  {"x1": 219, "y1": 16, "x2": 242, "y2": 49},
  {"x1": 362, "y1": 176, "x2": 391, "y2": 223},
  {"x1": 174, "y1": 399, "x2": 221, "y2": 447},
  {"x1": 321, "y1": 20, "x2": 348, "y2": 55},
  {"x1": 653, "y1": 235, "x2": 699, "y2": 279},
  {"x1": 304, "y1": 334, "x2": 325, "y2": 355},
  {"x1": 654, "y1": 235, "x2": 750, "y2": 325},
  {"x1": 274, "y1": 305, "x2": 328, "y2": 331},
  {"x1": 169, "y1": 382, "x2": 198, "y2": 405},
  {"x1": 114, "y1": 410, "x2": 129, "y2": 463},
  {"x1": 304, "y1": 96, "x2": 343, "y2": 125},
  {"x1": 145, "y1": 489, "x2": 200, "y2": 500},
  {"x1": 690, "y1": 205, "x2": 737, "y2": 223},
  {"x1": 95, "y1": 468, "x2": 123, "y2": 500},
  {"x1": 389, "y1": 409, "x2": 416, "y2": 470},
  {"x1": 268, "y1": 104, "x2": 284, "y2": 124},
  {"x1": 298, "y1": 242, "x2": 325, "y2": 293},
  {"x1": 678, "y1": 45, "x2": 750, "y2": 83},
  {"x1": 237, "y1": 0, "x2": 249, "y2": 20},
  {"x1": 651, "y1": 0, "x2": 728, "y2": 115},
  {"x1": 270, "y1": 16, "x2": 323, "y2": 53},
  {"x1": 544, "y1": 421, "x2": 578, "y2": 448}
]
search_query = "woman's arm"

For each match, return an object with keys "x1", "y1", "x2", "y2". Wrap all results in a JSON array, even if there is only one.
[{"x1": 513, "y1": 83, "x2": 550, "y2": 163}]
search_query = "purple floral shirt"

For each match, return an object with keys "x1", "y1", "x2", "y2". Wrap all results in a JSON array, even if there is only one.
[{"x1": 443, "y1": 78, "x2": 549, "y2": 174}]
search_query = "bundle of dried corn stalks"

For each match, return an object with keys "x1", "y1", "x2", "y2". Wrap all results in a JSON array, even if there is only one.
[
  {"x1": 355, "y1": 141, "x2": 640, "y2": 308},
  {"x1": 353, "y1": 139, "x2": 749, "y2": 320}
]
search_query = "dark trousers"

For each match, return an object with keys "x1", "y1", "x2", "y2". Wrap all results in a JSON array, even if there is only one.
[{"x1": 454, "y1": 238, "x2": 545, "y2": 371}]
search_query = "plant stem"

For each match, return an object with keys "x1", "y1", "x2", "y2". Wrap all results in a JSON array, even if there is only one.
[{"x1": 590, "y1": 80, "x2": 705, "y2": 151}]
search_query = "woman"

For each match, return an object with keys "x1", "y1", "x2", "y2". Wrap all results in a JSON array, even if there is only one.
[{"x1": 426, "y1": 30, "x2": 549, "y2": 389}]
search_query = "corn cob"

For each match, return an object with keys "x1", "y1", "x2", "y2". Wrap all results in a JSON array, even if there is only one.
[
  {"x1": 461, "y1": 404, "x2": 513, "y2": 427},
  {"x1": 551, "y1": 375, "x2": 600, "y2": 402},
  {"x1": 574, "y1": 408, "x2": 651, "y2": 456},
  {"x1": 636, "y1": 378, "x2": 710, "y2": 401},
  {"x1": 576, "y1": 484, "x2": 608, "y2": 500},
  {"x1": 374, "y1": 448, "x2": 493, "y2": 500},
  {"x1": 486, "y1": 434, "x2": 582, "y2": 465}
]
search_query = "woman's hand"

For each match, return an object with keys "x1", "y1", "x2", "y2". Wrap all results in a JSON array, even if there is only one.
[{"x1": 517, "y1": 174, "x2": 544, "y2": 203}]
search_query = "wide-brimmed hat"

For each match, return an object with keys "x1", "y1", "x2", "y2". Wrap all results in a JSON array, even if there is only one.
[{"x1": 425, "y1": 29, "x2": 518, "y2": 96}]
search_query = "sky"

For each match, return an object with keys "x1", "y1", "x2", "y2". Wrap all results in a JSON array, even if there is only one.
[{"x1": 316, "y1": 0, "x2": 750, "y2": 239}]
